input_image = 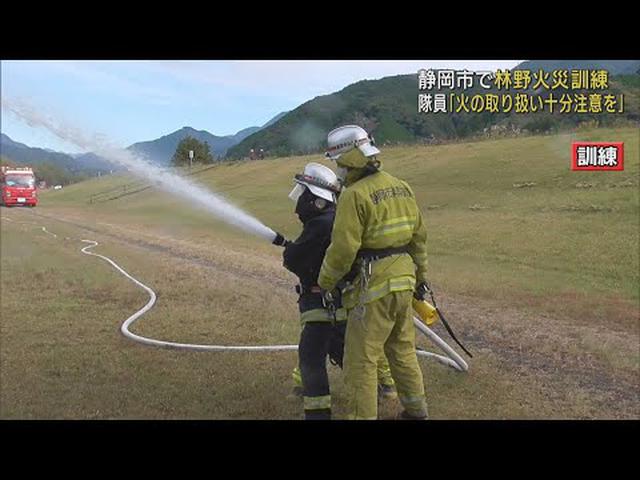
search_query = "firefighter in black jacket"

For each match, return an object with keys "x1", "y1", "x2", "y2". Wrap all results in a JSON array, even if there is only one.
[{"x1": 275, "y1": 163, "x2": 396, "y2": 420}]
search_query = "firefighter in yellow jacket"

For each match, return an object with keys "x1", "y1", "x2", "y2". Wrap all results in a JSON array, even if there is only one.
[{"x1": 318, "y1": 125, "x2": 429, "y2": 420}]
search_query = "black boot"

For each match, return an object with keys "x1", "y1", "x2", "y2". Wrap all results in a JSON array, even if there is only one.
[
  {"x1": 305, "y1": 408, "x2": 331, "y2": 420},
  {"x1": 398, "y1": 404, "x2": 429, "y2": 420}
]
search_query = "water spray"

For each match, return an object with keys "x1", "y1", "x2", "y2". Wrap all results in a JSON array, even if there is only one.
[{"x1": 1, "y1": 97, "x2": 279, "y2": 243}]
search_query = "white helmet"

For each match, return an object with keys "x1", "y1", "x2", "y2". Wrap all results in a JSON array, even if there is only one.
[
  {"x1": 325, "y1": 125, "x2": 380, "y2": 162},
  {"x1": 288, "y1": 162, "x2": 340, "y2": 204}
]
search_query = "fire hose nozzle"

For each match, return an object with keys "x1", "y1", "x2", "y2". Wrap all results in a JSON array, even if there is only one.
[{"x1": 272, "y1": 232, "x2": 290, "y2": 247}]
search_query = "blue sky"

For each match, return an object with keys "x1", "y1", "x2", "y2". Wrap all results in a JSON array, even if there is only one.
[{"x1": 1, "y1": 60, "x2": 522, "y2": 153}]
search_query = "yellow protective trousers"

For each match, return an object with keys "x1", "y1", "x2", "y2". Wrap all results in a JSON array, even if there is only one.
[{"x1": 343, "y1": 290, "x2": 426, "y2": 420}]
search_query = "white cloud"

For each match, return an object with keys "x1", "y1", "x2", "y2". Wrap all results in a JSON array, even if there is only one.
[
  {"x1": 140, "y1": 60, "x2": 524, "y2": 100},
  {"x1": 1, "y1": 60, "x2": 527, "y2": 152}
]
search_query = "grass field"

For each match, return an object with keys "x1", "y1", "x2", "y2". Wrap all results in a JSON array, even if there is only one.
[{"x1": 1, "y1": 126, "x2": 638, "y2": 419}]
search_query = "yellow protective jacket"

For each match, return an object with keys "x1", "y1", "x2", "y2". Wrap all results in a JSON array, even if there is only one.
[{"x1": 318, "y1": 167, "x2": 428, "y2": 309}]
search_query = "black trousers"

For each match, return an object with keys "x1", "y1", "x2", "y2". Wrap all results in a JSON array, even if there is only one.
[{"x1": 298, "y1": 321, "x2": 346, "y2": 419}]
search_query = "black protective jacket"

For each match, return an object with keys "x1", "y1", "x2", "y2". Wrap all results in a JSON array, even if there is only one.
[{"x1": 283, "y1": 209, "x2": 337, "y2": 313}]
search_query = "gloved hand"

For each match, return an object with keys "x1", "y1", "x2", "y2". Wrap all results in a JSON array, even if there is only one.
[
  {"x1": 320, "y1": 288, "x2": 335, "y2": 307},
  {"x1": 272, "y1": 232, "x2": 290, "y2": 247},
  {"x1": 414, "y1": 281, "x2": 430, "y2": 301}
]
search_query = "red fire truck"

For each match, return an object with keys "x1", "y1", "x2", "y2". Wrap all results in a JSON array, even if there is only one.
[{"x1": 1, "y1": 166, "x2": 38, "y2": 207}]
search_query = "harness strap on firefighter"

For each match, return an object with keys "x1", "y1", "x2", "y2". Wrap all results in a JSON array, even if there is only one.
[
  {"x1": 423, "y1": 283, "x2": 473, "y2": 358},
  {"x1": 320, "y1": 289, "x2": 338, "y2": 324},
  {"x1": 296, "y1": 284, "x2": 339, "y2": 324},
  {"x1": 338, "y1": 244, "x2": 412, "y2": 326},
  {"x1": 340, "y1": 244, "x2": 411, "y2": 286},
  {"x1": 357, "y1": 245, "x2": 410, "y2": 261}
]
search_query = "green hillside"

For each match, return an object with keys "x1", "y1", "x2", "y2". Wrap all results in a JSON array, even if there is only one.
[
  {"x1": 44, "y1": 127, "x2": 640, "y2": 304},
  {"x1": 4, "y1": 127, "x2": 638, "y2": 419},
  {"x1": 228, "y1": 62, "x2": 640, "y2": 159}
]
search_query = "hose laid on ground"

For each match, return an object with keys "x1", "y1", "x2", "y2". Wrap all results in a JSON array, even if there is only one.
[
  {"x1": 4, "y1": 211, "x2": 469, "y2": 369},
  {"x1": 81, "y1": 239, "x2": 468, "y2": 369},
  {"x1": 42, "y1": 226, "x2": 57, "y2": 238},
  {"x1": 80, "y1": 240, "x2": 468, "y2": 371},
  {"x1": 80, "y1": 239, "x2": 297, "y2": 352},
  {"x1": 2, "y1": 216, "x2": 57, "y2": 238}
]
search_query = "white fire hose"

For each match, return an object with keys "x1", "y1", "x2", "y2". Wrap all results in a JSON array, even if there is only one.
[
  {"x1": 80, "y1": 240, "x2": 298, "y2": 352},
  {"x1": 4, "y1": 213, "x2": 468, "y2": 371},
  {"x1": 81, "y1": 240, "x2": 469, "y2": 371}
]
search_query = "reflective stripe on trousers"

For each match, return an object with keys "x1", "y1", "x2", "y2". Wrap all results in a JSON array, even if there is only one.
[
  {"x1": 303, "y1": 395, "x2": 332, "y2": 411},
  {"x1": 300, "y1": 307, "x2": 347, "y2": 324}
]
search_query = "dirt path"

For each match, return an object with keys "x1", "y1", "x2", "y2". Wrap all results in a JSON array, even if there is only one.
[{"x1": 17, "y1": 208, "x2": 293, "y2": 291}]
